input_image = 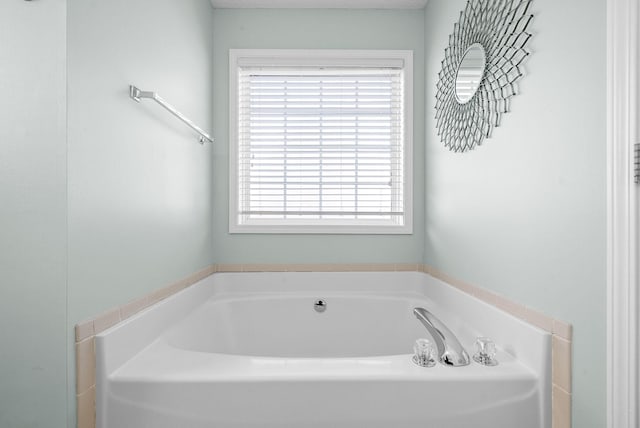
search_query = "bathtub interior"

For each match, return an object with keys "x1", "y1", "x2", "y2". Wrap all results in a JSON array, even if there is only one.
[
  {"x1": 163, "y1": 294, "x2": 451, "y2": 357},
  {"x1": 160, "y1": 272, "x2": 547, "y2": 370},
  {"x1": 96, "y1": 271, "x2": 551, "y2": 428}
]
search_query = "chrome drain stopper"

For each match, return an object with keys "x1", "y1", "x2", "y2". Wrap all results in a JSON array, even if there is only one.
[{"x1": 314, "y1": 299, "x2": 327, "y2": 313}]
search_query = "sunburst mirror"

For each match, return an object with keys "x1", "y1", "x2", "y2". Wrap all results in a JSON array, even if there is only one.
[{"x1": 435, "y1": 0, "x2": 534, "y2": 152}]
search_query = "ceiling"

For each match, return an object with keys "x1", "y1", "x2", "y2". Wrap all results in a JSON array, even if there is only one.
[{"x1": 209, "y1": 0, "x2": 429, "y2": 9}]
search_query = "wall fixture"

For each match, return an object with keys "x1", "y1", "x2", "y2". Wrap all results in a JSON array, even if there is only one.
[
  {"x1": 434, "y1": 0, "x2": 533, "y2": 152},
  {"x1": 129, "y1": 85, "x2": 213, "y2": 144}
]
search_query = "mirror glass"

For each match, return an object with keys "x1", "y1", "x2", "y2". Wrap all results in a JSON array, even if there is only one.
[{"x1": 454, "y1": 43, "x2": 486, "y2": 104}]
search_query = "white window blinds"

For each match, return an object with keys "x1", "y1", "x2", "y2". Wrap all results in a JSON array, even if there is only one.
[{"x1": 231, "y1": 50, "x2": 412, "y2": 233}]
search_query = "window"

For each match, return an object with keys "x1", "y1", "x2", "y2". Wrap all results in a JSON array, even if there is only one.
[{"x1": 229, "y1": 49, "x2": 412, "y2": 234}]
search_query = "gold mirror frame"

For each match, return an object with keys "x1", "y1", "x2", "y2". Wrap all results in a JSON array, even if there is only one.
[{"x1": 435, "y1": 0, "x2": 534, "y2": 152}]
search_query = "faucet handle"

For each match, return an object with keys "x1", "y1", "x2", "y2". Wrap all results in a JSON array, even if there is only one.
[
  {"x1": 473, "y1": 337, "x2": 498, "y2": 366},
  {"x1": 413, "y1": 338, "x2": 436, "y2": 367}
]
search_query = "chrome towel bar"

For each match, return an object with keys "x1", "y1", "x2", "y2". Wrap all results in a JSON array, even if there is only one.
[{"x1": 129, "y1": 85, "x2": 213, "y2": 144}]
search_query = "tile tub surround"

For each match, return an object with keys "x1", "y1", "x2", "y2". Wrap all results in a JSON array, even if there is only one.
[{"x1": 75, "y1": 263, "x2": 571, "y2": 428}]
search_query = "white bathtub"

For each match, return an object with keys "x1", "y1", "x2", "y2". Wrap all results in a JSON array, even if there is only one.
[{"x1": 96, "y1": 272, "x2": 551, "y2": 428}]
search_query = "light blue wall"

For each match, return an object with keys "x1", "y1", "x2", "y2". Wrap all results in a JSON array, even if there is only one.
[
  {"x1": 0, "y1": 1, "x2": 68, "y2": 427},
  {"x1": 66, "y1": 0, "x2": 215, "y2": 425},
  {"x1": 212, "y1": 9, "x2": 425, "y2": 264},
  {"x1": 423, "y1": 1, "x2": 606, "y2": 427}
]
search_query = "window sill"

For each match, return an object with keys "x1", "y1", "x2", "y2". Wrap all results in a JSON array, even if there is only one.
[{"x1": 229, "y1": 223, "x2": 413, "y2": 235}]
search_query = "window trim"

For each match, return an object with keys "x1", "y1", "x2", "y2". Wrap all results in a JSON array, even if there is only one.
[{"x1": 229, "y1": 49, "x2": 413, "y2": 235}]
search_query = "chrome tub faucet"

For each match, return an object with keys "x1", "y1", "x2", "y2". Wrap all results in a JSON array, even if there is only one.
[{"x1": 413, "y1": 307, "x2": 470, "y2": 367}]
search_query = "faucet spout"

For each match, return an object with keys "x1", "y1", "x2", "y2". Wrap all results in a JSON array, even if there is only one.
[{"x1": 413, "y1": 307, "x2": 470, "y2": 367}]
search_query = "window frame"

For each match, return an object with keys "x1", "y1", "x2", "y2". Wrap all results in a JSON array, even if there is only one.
[{"x1": 229, "y1": 49, "x2": 413, "y2": 234}]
